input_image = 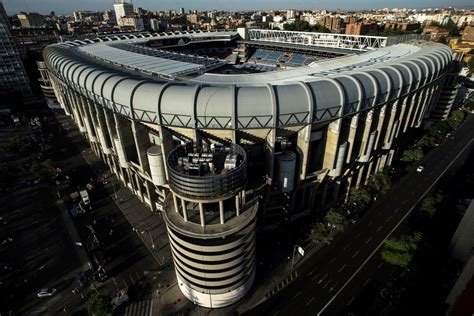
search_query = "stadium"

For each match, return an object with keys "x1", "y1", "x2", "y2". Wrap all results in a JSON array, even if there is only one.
[{"x1": 43, "y1": 28, "x2": 452, "y2": 308}]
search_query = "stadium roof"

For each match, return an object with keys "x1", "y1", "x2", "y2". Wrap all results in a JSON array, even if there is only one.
[{"x1": 44, "y1": 30, "x2": 453, "y2": 130}]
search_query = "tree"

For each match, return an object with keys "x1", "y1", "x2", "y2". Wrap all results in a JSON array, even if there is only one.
[
  {"x1": 381, "y1": 232, "x2": 423, "y2": 268},
  {"x1": 30, "y1": 159, "x2": 54, "y2": 181},
  {"x1": 9, "y1": 136, "x2": 34, "y2": 155},
  {"x1": 324, "y1": 210, "x2": 347, "y2": 234},
  {"x1": 366, "y1": 173, "x2": 391, "y2": 197},
  {"x1": 87, "y1": 293, "x2": 111, "y2": 316},
  {"x1": 309, "y1": 222, "x2": 332, "y2": 245},
  {"x1": 348, "y1": 187, "x2": 372, "y2": 210},
  {"x1": 400, "y1": 148, "x2": 424, "y2": 162},
  {"x1": 446, "y1": 110, "x2": 466, "y2": 129},
  {"x1": 419, "y1": 195, "x2": 443, "y2": 219}
]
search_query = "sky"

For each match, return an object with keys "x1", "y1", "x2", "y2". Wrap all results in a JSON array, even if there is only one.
[{"x1": 2, "y1": 0, "x2": 473, "y2": 15}]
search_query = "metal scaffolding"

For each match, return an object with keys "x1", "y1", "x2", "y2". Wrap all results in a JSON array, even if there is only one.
[{"x1": 247, "y1": 29, "x2": 388, "y2": 52}]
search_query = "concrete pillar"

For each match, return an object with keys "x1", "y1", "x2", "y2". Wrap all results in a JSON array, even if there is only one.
[
  {"x1": 235, "y1": 195, "x2": 240, "y2": 216},
  {"x1": 296, "y1": 125, "x2": 311, "y2": 182},
  {"x1": 322, "y1": 119, "x2": 341, "y2": 171},
  {"x1": 173, "y1": 193, "x2": 179, "y2": 213},
  {"x1": 219, "y1": 200, "x2": 225, "y2": 224},
  {"x1": 135, "y1": 173, "x2": 144, "y2": 201},
  {"x1": 132, "y1": 121, "x2": 151, "y2": 173},
  {"x1": 265, "y1": 129, "x2": 276, "y2": 185},
  {"x1": 181, "y1": 198, "x2": 188, "y2": 222},
  {"x1": 355, "y1": 165, "x2": 365, "y2": 188},
  {"x1": 158, "y1": 126, "x2": 175, "y2": 181},
  {"x1": 358, "y1": 111, "x2": 373, "y2": 157},
  {"x1": 199, "y1": 203, "x2": 205, "y2": 227},
  {"x1": 346, "y1": 114, "x2": 359, "y2": 163}
]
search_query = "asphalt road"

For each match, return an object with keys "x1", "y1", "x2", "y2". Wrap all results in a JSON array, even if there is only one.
[{"x1": 247, "y1": 114, "x2": 474, "y2": 316}]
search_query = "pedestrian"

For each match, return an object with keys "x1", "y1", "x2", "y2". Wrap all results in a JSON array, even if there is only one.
[{"x1": 63, "y1": 305, "x2": 69, "y2": 313}]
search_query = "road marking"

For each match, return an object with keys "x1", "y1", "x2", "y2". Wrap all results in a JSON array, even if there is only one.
[
  {"x1": 338, "y1": 264, "x2": 347, "y2": 273},
  {"x1": 377, "y1": 262, "x2": 383, "y2": 269},
  {"x1": 363, "y1": 278, "x2": 371, "y2": 287},
  {"x1": 306, "y1": 296, "x2": 315, "y2": 306},
  {"x1": 322, "y1": 279, "x2": 331, "y2": 289},
  {"x1": 402, "y1": 200, "x2": 407, "y2": 206},
  {"x1": 311, "y1": 272, "x2": 320, "y2": 281},
  {"x1": 387, "y1": 215, "x2": 393, "y2": 221},
  {"x1": 292, "y1": 291, "x2": 301, "y2": 300},
  {"x1": 352, "y1": 250, "x2": 359, "y2": 258},
  {"x1": 329, "y1": 257, "x2": 336, "y2": 264},
  {"x1": 347, "y1": 296, "x2": 355, "y2": 306},
  {"x1": 343, "y1": 244, "x2": 350, "y2": 250},
  {"x1": 376, "y1": 225, "x2": 383, "y2": 232},
  {"x1": 394, "y1": 207, "x2": 399, "y2": 213},
  {"x1": 365, "y1": 237, "x2": 373, "y2": 244},
  {"x1": 316, "y1": 138, "x2": 474, "y2": 316},
  {"x1": 355, "y1": 232, "x2": 361, "y2": 238},
  {"x1": 317, "y1": 273, "x2": 328, "y2": 284}
]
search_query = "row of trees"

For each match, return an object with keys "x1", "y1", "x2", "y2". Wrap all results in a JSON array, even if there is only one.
[
  {"x1": 401, "y1": 109, "x2": 467, "y2": 162},
  {"x1": 348, "y1": 173, "x2": 392, "y2": 212},
  {"x1": 283, "y1": 20, "x2": 330, "y2": 33},
  {"x1": 309, "y1": 210, "x2": 347, "y2": 245}
]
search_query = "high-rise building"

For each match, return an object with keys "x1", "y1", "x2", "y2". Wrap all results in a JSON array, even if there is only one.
[
  {"x1": 113, "y1": 0, "x2": 134, "y2": 26},
  {"x1": 179, "y1": 7, "x2": 185, "y2": 15},
  {"x1": 0, "y1": 1, "x2": 31, "y2": 95},
  {"x1": 17, "y1": 12, "x2": 45, "y2": 28}
]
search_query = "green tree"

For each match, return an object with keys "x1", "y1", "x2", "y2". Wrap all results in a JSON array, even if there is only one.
[
  {"x1": 417, "y1": 135, "x2": 437, "y2": 149},
  {"x1": 9, "y1": 136, "x2": 34, "y2": 155},
  {"x1": 309, "y1": 222, "x2": 332, "y2": 245},
  {"x1": 324, "y1": 210, "x2": 347, "y2": 234},
  {"x1": 348, "y1": 187, "x2": 372, "y2": 210},
  {"x1": 30, "y1": 159, "x2": 54, "y2": 181},
  {"x1": 87, "y1": 293, "x2": 111, "y2": 316},
  {"x1": 381, "y1": 232, "x2": 423, "y2": 268},
  {"x1": 401, "y1": 147, "x2": 424, "y2": 162},
  {"x1": 419, "y1": 194, "x2": 443, "y2": 219},
  {"x1": 446, "y1": 110, "x2": 466, "y2": 129},
  {"x1": 366, "y1": 173, "x2": 391, "y2": 197}
]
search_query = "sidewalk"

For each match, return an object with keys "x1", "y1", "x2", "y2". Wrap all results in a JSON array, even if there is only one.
[{"x1": 78, "y1": 146, "x2": 184, "y2": 308}]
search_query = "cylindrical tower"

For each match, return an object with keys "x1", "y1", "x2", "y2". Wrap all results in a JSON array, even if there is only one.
[{"x1": 163, "y1": 143, "x2": 258, "y2": 308}]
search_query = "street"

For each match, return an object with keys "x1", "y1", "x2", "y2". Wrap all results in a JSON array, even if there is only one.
[{"x1": 247, "y1": 114, "x2": 474, "y2": 316}]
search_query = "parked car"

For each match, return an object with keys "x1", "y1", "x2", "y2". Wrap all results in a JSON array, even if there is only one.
[
  {"x1": 76, "y1": 271, "x2": 88, "y2": 288},
  {"x1": 37, "y1": 288, "x2": 56, "y2": 298},
  {"x1": 416, "y1": 166, "x2": 424, "y2": 173}
]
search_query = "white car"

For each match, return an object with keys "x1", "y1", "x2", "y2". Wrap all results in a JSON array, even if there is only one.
[
  {"x1": 37, "y1": 288, "x2": 56, "y2": 298},
  {"x1": 416, "y1": 166, "x2": 424, "y2": 173}
]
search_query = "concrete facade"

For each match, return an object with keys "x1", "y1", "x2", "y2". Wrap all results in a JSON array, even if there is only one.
[{"x1": 43, "y1": 30, "x2": 452, "y2": 307}]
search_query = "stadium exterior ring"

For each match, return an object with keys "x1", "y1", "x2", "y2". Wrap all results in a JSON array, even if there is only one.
[{"x1": 43, "y1": 29, "x2": 453, "y2": 308}]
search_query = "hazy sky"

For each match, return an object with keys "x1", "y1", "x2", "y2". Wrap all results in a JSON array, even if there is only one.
[{"x1": 2, "y1": 0, "x2": 473, "y2": 15}]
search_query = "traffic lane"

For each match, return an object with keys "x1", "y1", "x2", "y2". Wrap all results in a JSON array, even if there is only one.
[{"x1": 259, "y1": 140, "x2": 474, "y2": 314}]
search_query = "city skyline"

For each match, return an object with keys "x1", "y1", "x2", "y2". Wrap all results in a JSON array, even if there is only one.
[{"x1": 2, "y1": 0, "x2": 474, "y2": 15}]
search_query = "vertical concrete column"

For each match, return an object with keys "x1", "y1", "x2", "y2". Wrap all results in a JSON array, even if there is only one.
[
  {"x1": 265, "y1": 129, "x2": 276, "y2": 185},
  {"x1": 346, "y1": 114, "x2": 359, "y2": 163},
  {"x1": 357, "y1": 111, "x2": 373, "y2": 157},
  {"x1": 332, "y1": 180, "x2": 341, "y2": 202},
  {"x1": 172, "y1": 193, "x2": 179, "y2": 213},
  {"x1": 199, "y1": 203, "x2": 205, "y2": 227},
  {"x1": 402, "y1": 94, "x2": 416, "y2": 133},
  {"x1": 219, "y1": 200, "x2": 225, "y2": 224},
  {"x1": 235, "y1": 195, "x2": 240, "y2": 216},
  {"x1": 374, "y1": 107, "x2": 386, "y2": 149},
  {"x1": 322, "y1": 119, "x2": 341, "y2": 171},
  {"x1": 383, "y1": 104, "x2": 398, "y2": 147},
  {"x1": 395, "y1": 97, "x2": 408, "y2": 138},
  {"x1": 132, "y1": 121, "x2": 150, "y2": 173},
  {"x1": 355, "y1": 165, "x2": 365, "y2": 188},
  {"x1": 181, "y1": 199, "x2": 188, "y2": 222},
  {"x1": 296, "y1": 125, "x2": 311, "y2": 182},
  {"x1": 134, "y1": 173, "x2": 144, "y2": 202},
  {"x1": 158, "y1": 126, "x2": 175, "y2": 181}
]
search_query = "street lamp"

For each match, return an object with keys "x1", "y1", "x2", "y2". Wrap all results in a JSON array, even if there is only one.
[
  {"x1": 148, "y1": 231, "x2": 155, "y2": 249},
  {"x1": 291, "y1": 245, "x2": 305, "y2": 270}
]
